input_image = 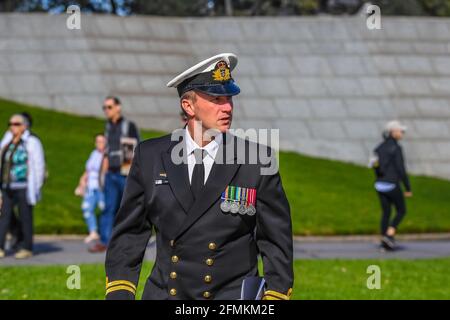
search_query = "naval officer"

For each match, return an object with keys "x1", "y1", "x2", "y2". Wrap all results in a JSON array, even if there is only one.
[{"x1": 105, "y1": 53, "x2": 294, "y2": 300}]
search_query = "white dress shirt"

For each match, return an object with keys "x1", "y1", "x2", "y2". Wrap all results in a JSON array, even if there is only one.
[{"x1": 185, "y1": 128, "x2": 222, "y2": 185}]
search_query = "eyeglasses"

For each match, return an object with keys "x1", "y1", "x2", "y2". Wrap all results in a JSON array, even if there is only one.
[
  {"x1": 8, "y1": 122, "x2": 23, "y2": 127},
  {"x1": 102, "y1": 105, "x2": 115, "y2": 111}
]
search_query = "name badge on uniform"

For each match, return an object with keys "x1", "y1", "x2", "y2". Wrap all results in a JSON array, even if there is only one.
[
  {"x1": 155, "y1": 172, "x2": 169, "y2": 185},
  {"x1": 155, "y1": 179, "x2": 169, "y2": 185},
  {"x1": 220, "y1": 185, "x2": 256, "y2": 216}
]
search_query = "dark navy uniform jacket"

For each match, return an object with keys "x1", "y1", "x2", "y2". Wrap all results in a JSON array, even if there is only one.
[{"x1": 105, "y1": 131, "x2": 294, "y2": 300}]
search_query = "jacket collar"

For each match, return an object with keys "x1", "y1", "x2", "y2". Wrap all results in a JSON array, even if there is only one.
[{"x1": 162, "y1": 130, "x2": 240, "y2": 240}]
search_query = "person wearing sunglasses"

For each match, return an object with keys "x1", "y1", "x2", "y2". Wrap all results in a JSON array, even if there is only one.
[
  {"x1": 0, "y1": 112, "x2": 34, "y2": 251},
  {"x1": 0, "y1": 114, "x2": 45, "y2": 259},
  {"x1": 92, "y1": 96, "x2": 140, "y2": 252}
]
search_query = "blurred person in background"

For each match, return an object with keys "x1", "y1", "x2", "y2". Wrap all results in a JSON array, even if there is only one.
[
  {"x1": 0, "y1": 112, "x2": 35, "y2": 250},
  {"x1": 371, "y1": 120, "x2": 412, "y2": 251},
  {"x1": 75, "y1": 134, "x2": 106, "y2": 248},
  {"x1": 93, "y1": 96, "x2": 140, "y2": 252},
  {"x1": 0, "y1": 114, "x2": 45, "y2": 259}
]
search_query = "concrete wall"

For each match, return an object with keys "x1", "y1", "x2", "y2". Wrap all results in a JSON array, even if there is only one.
[{"x1": 0, "y1": 13, "x2": 449, "y2": 179}]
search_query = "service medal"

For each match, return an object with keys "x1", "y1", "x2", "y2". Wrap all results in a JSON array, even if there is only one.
[
  {"x1": 220, "y1": 188, "x2": 231, "y2": 212},
  {"x1": 246, "y1": 188, "x2": 256, "y2": 216},
  {"x1": 220, "y1": 200, "x2": 231, "y2": 212},
  {"x1": 247, "y1": 204, "x2": 256, "y2": 216},
  {"x1": 228, "y1": 186, "x2": 239, "y2": 214},
  {"x1": 238, "y1": 204, "x2": 247, "y2": 215},
  {"x1": 239, "y1": 187, "x2": 248, "y2": 215},
  {"x1": 230, "y1": 201, "x2": 239, "y2": 214}
]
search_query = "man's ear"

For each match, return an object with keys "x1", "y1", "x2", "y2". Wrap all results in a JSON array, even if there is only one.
[{"x1": 181, "y1": 98, "x2": 195, "y2": 117}]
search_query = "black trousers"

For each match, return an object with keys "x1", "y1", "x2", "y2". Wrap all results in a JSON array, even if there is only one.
[
  {"x1": 0, "y1": 189, "x2": 33, "y2": 251},
  {"x1": 9, "y1": 212, "x2": 23, "y2": 244},
  {"x1": 377, "y1": 185, "x2": 406, "y2": 235}
]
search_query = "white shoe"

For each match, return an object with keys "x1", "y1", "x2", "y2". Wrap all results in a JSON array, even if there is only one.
[
  {"x1": 14, "y1": 249, "x2": 33, "y2": 259},
  {"x1": 0, "y1": 249, "x2": 5, "y2": 258},
  {"x1": 84, "y1": 232, "x2": 100, "y2": 244}
]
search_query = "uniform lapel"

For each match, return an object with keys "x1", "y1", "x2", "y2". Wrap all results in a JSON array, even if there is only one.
[
  {"x1": 174, "y1": 132, "x2": 240, "y2": 240},
  {"x1": 161, "y1": 136, "x2": 194, "y2": 214}
]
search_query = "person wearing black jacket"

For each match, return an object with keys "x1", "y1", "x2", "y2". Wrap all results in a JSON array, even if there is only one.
[
  {"x1": 104, "y1": 53, "x2": 293, "y2": 300},
  {"x1": 372, "y1": 120, "x2": 412, "y2": 250},
  {"x1": 94, "y1": 96, "x2": 140, "y2": 252}
]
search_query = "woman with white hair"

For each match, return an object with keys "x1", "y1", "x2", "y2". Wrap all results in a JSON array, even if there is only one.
[
  {"x1": 372, "y1": 120, "x2": 412, "y2": 251},
  {"x1": 0, "y1": 112, "x2": 34, "y2": 250},
  {"x1": 0, "y1": 113, "x2": 45, "y2": 259}
]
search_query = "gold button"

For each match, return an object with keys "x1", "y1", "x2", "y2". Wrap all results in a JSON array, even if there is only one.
[
  {"x1": 170, "y1": 240, "x2": 175, "y2": 247},
  {"x1": 205, "y1": 258, "x2": 214, "y2": 266},
  {"x1": 169, "y1": 288, "x2": 177, "y2": 296},
  {"x1": 171, "y1": 255, "x2": 179, "y2": 263},
  {"x1": 208, "y1": 242, "x2": 217, "y2": 250},
  {"x1": 204, "y1": 275, "x2": 212, "y2": 283},
  {"x1": 203, "y1": 291, "x2": 211, "y2": 299},
  {"x1": 170, "y1": 272, "x2": 177, "y2": 279}
]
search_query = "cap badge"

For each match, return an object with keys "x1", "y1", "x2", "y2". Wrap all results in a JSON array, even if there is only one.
[{"x1": 212, "y1": 60, "x2": 231, "y2": 82}]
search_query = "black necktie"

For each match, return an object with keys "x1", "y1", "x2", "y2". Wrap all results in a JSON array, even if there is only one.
[{"x1": 191, "y1": 148, "x2": 205, "y2": 200}]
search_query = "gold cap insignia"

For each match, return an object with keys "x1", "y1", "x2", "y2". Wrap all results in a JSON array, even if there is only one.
[{"x1": 212, "y1": 60, "x2": 231, "y2": 81}]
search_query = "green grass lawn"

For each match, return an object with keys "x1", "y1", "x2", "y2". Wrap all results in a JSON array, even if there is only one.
[
  {"x1": 1, "y1": 258, "x2": 449, "y2": 300},
  {"x1": 1, "y1": 98, "x2": 450, "y2": 235}
]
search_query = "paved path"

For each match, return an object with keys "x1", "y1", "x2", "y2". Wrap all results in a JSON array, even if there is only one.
[{"x1": 1, "y1": 234, "x2": 450, "y2": 266}]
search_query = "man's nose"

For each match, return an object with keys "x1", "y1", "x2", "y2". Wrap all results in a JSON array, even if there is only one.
[{"x1": 221, "y1": 100, "x2": 233, "y2": 113}]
